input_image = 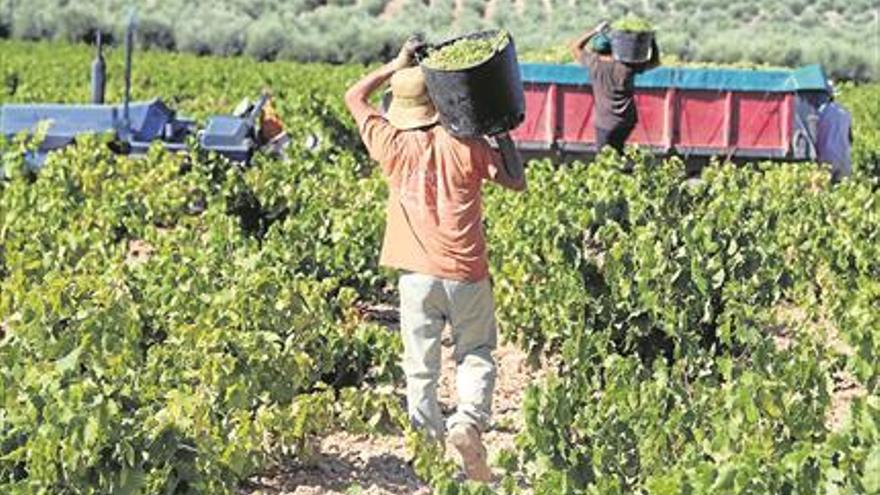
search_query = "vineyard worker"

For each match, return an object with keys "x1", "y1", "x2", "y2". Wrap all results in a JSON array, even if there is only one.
[
  {"x1": 816, "y1": 86, "x2": 853, "y2": 182},
  {"x1": 570, "y1": 21, "x2": 660, "y2": 155},
  {"x1": 344, "y1": 38, "x2": 526, "y2": 482}
]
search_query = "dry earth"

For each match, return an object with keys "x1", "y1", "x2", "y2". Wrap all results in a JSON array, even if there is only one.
[
  {"x1": 125, "y1": 238, "x2": 155, "y2": 266},
  {"x1": 243, "y1": 304, "x2": 550, "y2": 495},
  {"x1": 453, "y1": 0, "x2": 465, "y2": 22},
  {"x1": 380, "y1": 0, "x2": 408, "y2": 20},
  {"x1": 244, "y1": 299, "x2": 867, "y2": 494},
  {"x1": 770, "y1": 302, "x2": 868, "y2": 432},
  {"x1": 483, "y1": 0, "x2": 497, "y2": 20}
]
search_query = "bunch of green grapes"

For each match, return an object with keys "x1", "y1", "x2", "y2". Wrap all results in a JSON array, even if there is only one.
[{"x1": 422, "y1": 30, "x2": 510, "y2": 70}]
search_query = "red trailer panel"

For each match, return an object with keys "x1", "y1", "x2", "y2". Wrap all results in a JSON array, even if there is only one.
[
  {"x1": 678, "y1": 91, "x2": 727, "y2": 149},
  {"x1": 559, "y1": 87, "x2": 595, "y2": 145},
  {"x1": 511, "y1": 83, "x2": 555, "y2": 146},
  {"x1": 735, "y1": 92, "x2": 787, "y2": 151},
  {"x1": 515, "y1": 63, "x2": 828, "y2": 162},
  {"x1": 628, "y1": 90, "x2": 667, "y2": 148}
]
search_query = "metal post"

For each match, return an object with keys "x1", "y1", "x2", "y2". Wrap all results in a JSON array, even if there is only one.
[
  {"x1": 547, "y1": 83, "x2": 558, "y2": 144},
  {"x1": 664, "y1": 87, "x2": 677, "y2": 152},
  {"x1": 90, "y1": 31, "x2": 106, "y2": 104},
  {"x1": 121, "y1": 9, "x2": 136, "y2": 139},
  {"x1": 723, "y1": 91, "x2": 734, "y2": 149}
]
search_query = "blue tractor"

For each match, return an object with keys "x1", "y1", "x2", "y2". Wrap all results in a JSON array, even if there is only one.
[{"x1": 0, "y1": 16, "x2": 271, "y2": 170}]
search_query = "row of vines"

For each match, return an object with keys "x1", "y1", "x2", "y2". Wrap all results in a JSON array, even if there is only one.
[
  {"x1": 2, "y1": 1, "x2": 877, "y2": 79},
  {"x1": 2, "y1": 40, "x2": 880, "y2": 494}
]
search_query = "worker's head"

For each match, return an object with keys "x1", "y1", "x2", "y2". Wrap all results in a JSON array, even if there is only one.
[
  {"x1": 384, "y1": 67, "x2": 439, "y2": 131},
  {"x1": 591, "y1": 33, "x2": 612, "y2": 55},
  {"x1": 825, "y1": 79, "x2": 838, "y2": 101}
]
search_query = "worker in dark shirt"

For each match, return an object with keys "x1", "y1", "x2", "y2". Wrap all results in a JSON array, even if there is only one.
[{"x1": 570, "y1": 21, "x2": 660, "y2": 154}]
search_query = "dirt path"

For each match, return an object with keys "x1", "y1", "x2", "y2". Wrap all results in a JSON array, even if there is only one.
[
  {"x1": 483, "y1": 0, "x2": 498, "y2": 21},
  {"x1": 452, "y1": 0, "x2": 465, "y2": 22},
  {"x1": 244, "y1": 298, "x2": 867, "y2": 494},
  {"x1": 244, "y1": 433, "x2": 424, "y2": 494},
  {"x1": 380, "y1": 0, "x2": 408, "y2": 20},
  {"x1": 770, "y1": 302, "x2": 868, "y2": 432},
  {"x1": 245, "y1": 309, "x2": 547, "y2": 494},
  {"x1": 125, "y1": 238, "x2": 154, "y2": 266}
]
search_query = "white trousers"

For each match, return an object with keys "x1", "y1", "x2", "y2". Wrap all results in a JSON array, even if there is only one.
[{"x1": 398, "y1": 272, "x2": 497, "y2": 440}]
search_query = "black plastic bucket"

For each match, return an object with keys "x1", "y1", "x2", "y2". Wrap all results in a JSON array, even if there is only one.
[
  {"x1": 610, "y1": 29, "x2": 654, "y2": 63},
  {"x1": 419, "y1": 31, "x2": 525, "y2": 138}
]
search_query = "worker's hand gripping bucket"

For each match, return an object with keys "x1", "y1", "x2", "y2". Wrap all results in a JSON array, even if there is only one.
[{"x1": 417, "y1": 30, "x2": 525, "y2": 138}]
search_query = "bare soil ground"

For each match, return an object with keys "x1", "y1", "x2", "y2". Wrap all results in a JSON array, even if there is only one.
[
  {"x1": 770, "y1": 302, "x2": 868, "y2": 432},
  {"x1": 125, "y1": 238, "x2": 155, "y2": 266},
  {"x1": 244, "y1": 305, "x2": 549, "y2": 495},
  {"x1": 244, "y1": 433, "x2": 424, "y2": 495},
  {"x1": 483, "y1": 0, "x2": 498, "y2": 21},
  {"x1": 236, "y1": 294, "x2": 871, "y2": 494},
  {"x1": 380, "y1": 0, "x2": 409, "y2": 20},
  {"x1": 453, "y1": 0, "x2": 465, "y2": 22}
]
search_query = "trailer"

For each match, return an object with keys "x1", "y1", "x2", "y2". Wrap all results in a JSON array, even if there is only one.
[
  {"x1": 0, "y1": 20, "x2": 270, "y2": 172},
  {"x1": 511, "y1": 63, "x2": 831, "y2": 163}
]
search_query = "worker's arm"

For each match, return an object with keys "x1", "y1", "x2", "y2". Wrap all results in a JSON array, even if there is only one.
[
  {"x1": 344, "y1": 37, "x2": 422, "y2": 118},
  {"x1": 344, "y1": 63, "x2": 397, "y2": 118},
  {"x1": 488, "y1": 133, "x2": 526, "y2": 191},
  {"x1": 569, "y1": 21, "x2": 609, "y2": 63},
  {"x1": 345, "y1": 37, "x2": 423, "y2": 174}
]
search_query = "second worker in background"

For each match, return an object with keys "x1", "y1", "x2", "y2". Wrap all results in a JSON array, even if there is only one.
[{"x1": 570, "y1": 21, "x2": 661, "y2": 155}]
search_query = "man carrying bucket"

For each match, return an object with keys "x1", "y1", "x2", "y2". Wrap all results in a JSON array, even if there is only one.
[
  {"x1": 816, "y1": 82, "x2": 853, "y2": 182},
  {"x1": 570, "y1": 21, "x2": 660, "y2": 155},
  {"x1": 344, "y1": 37, "x2": 526, "y2": 483}
]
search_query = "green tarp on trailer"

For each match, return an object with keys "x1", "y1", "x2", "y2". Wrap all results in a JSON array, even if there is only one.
[{"x1": 520, "y1": 63, "x2": 829, "y2": 93}]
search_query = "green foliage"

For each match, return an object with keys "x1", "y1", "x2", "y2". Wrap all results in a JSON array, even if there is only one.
[
  {"x1": 174, "y1": 7, "x2": 247, "y2": 57},
  {"x1": 1, "y1": 40, "x2": 879, "y2": 494},
  {"x1": 0, "y1": 0, "x2": 876, "y2": 79},
  {"x1": 0, "y1": 132, "x2": 407, "y2": 492},
  {"x1": 135, "y1": 14, "x2": 175, "y2": 51},
  {"x1": 611, "y1": 14, "x2": 654, "y2": 33},
  {"x1": 487, "y1": 155, "x2": 880, "y2": 493},
  {"x1": 244, "y1": 17, "x2": 288, "y2": 61},
  {"x1": 839, "y1": 83, "x2": 880, "y2": 180},
  {"x1": 0, "y1": 41, "x2": 402, "y2": 493},
  {"x1": 53, "y1": 4, "x2": 104, "y2": 43}
]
